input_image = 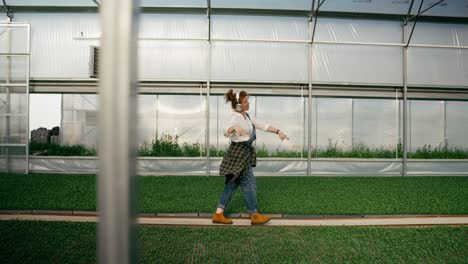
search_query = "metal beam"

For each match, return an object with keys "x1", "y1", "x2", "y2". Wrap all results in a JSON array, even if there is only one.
[
  {"x1": 406, "y1": 0, "x2": 424, "y2": 48},
  {"x1": 97, "y1": 0, "x2": 139, "y2": 263}
]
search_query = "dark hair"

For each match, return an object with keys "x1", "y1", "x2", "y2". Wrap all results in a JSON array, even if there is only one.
[{"x1": 225, "y1": 89, "x2": 247, "y2": 110}]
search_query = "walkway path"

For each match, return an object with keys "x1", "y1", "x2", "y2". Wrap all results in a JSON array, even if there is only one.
[{"x1": 1, "y1": 210, "x2": 468, "y2": 226}]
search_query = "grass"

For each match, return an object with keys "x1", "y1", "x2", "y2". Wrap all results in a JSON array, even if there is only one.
[
  {"x1": 0, "y1": 220, "x2": 467, "y2": 263},
  {"x1": 1, "y1": 173, "x2": 467, "y2": 215}
]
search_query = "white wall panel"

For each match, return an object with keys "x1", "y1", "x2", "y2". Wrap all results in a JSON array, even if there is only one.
[
  {"x1": 212, "y1": 0, "x2": 311, "y2": 10},
  {"x1": 212, "y1": 42, "x2": 308, "y2": 82},
  {"x1": 212, "y1": 15, "x2": 308, "y2": 41},
  {"x1": 407, "y1": 22, "x2": 468, "y2": 46},
  {"x1": 312, "y1": 44, "x2": 402, "y2": 84},
  {"x1": 408, "y1": 48, "x2": 468, "y2": 87},
  {"x1": 15, "y1": 13, "x2": 100, "y2": 79},
  {"x1": 140, "y1": 13, "x2": 207, "y2": 39},
  {"x1": 138, "y1": 41, "x2": 208, "y2": 80},
  {"x1": 315, "y1": 18, "x2": 402, "y2": 43}
]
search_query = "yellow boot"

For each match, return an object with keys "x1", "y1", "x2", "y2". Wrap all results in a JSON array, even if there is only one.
[
  {"x1": 212, "y1": 212, "x2": 233, "y2": 224},
  {"x1": 250, "y1": 212, "x2": 271, "y2": 225}
]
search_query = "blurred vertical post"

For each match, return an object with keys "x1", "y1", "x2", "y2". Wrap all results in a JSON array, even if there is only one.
[{"x1": 98, "y1": 0, "x2": 140, "y2": 263}]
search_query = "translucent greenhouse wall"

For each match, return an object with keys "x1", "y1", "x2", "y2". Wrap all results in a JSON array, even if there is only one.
[
  {"x1": 0, "y1": 24, "x2": 30, "y2": 173},
  {"x1": 6, "y1": 13, "x2": 467, "y2": 86},
  {"x1": 3, "y1": 4, "x2": 467, "y2": 175}
]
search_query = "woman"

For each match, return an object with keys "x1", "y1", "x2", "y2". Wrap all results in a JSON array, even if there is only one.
[{"x1": 213, "y1": 89, "x2": 288, "y2": 225}]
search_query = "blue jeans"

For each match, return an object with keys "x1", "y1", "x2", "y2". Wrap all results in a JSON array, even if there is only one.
[{"x1": 217, "y1": 166, "x2": 258, "y2": 214}]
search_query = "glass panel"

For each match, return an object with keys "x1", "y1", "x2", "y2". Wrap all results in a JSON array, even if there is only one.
[
  {"x1": 212, "y1": 15, "x2": 308, "y2": 41},
  {"x1": 312, "y1": 44, "x2": 402, "y2": 85},
  {"x1": 154, "y1": 95, "x2": 205, "y2": 157},
  {"x1": 353, "y1": 99, "x2": 398, "y2": 158},
  {"x1": 29, "y1": 94, "x2": 61, "y2": 137},
  {"x1": 0, "y1": 56, "x2": 28, "y2": 84},
  {"x1": 315, "y1": 18, "x2": 402, "y2": 43},
  {"x1": 0, "y1": 146, "x2": 27, "y2": 173},
  {"x1": 209, "y1": 95, "x2": 231, "y2": 157},
  {"x1": 408, "y1": 100, "x2": 444, "y2": 157},
  {"x1": 138, "y1": 95, "x2": 157, "y2": 147},
  {"x1": 446, "y1": 101, "x2": 468, "y2": 150},
  {"x1": 315, "y1": 98, "x2": 353, "y2": 157},
  {"x1": 62, "y1": 94, "x2": 97, "y2": 147},
  {"x1": 408, "y1": 48, "x2": 468, "y2": 87},
  {"x1": 0, "y1": 26, "x2": 29, "y2": 54},
  {"x1": 138, "y1": 41, "x2": 208, "y2": 80},
  {"x1": 0, "y1": 116, "x2": 28, "y2": 144},
  {"x1": 255, "y1": 96, "x2": 305, "y2": 157},
  {"x1": 0, "y1": 86, "x2": 28, "y2": 115},
  {"x1": 212, "y1": 42, "x2": 308, "y2": 82}
]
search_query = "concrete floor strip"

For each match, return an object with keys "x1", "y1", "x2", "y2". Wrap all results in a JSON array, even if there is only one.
[{"x1": 1, "y1": 214, "x2": 468, "y2": 226}]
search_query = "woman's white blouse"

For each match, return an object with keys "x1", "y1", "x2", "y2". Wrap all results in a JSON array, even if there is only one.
[{"x1": 225, "y1": 111, "x2": 270, "y2": 142}]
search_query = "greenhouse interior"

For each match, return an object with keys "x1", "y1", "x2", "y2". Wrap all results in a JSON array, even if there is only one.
[{"x1": 1, "y1": 0, "x2": 468, "y2": 176}]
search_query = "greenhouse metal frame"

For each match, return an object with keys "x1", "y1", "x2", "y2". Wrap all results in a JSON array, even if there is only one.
[{"x1": 1, "y1": 0, "x2": 468, "y2": 176}]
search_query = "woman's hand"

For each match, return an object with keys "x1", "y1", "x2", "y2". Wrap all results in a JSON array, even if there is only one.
[{"x1": 278, "y1": 131, "x2": 289, "y2": 141}]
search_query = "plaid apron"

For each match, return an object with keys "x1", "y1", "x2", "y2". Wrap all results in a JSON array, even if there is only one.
[{"x1": 219, "y1": 113, "x2": 257, "y2": 182}]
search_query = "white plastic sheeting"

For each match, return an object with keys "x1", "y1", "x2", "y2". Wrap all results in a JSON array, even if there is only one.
[
  {"x1": 10, "y1": 12, "x2": 468, "y2": 86},
  {"x1": 407, "y1": 22, "x2": 468, "y2": 46},
  {"x1": 320, "y1": 0, "x2": 468, "y2": 18},
  {"x1": 0, "y1": 116, "x2": 28, "y2": 144},
  {"x1": 407, "y1": 160, "x2": 468, "y2": 175},
  {"x1": 211, "y1": 42, "x2": 308, "y2": 82},
  {"x1": 312, "y1": 44, "x2": 403, "y2": 84},
  {"x1": 0, "y1": 26, "x2": 29, "y2": 54},
  {"x1": 26, "y1": 156, "x2": 405, "y2": 176},
  {"x1": 0, "y1": 56, "x2": 28, "y2": 83},
  {"x1": 212, "y1": 15, "x2": 308, "y2": 41},
  {"x1": 211, "y1": 0, "x2": 311, "y2": 10},
  {"x1": 315, "y1": 18, "x2": 402, "y2": 43},
  {"x1": 14, "y1": 13, "x2": 100, "y2": 79},
  {"x1": 138, "y1": 41, "x2": 208, "y2": 80},
  {"x1": 0, "y1": 155, "x2": 27, "y2": 173},
  {"x1": 10, "y1": 0, "x2": 207, "y2": 8},
  {"x1": 408, "y1": 48, "x2": 468, "y2": 87},
  {"x1": 27, "y1": 156, "x2": 468, "y2": 176}
]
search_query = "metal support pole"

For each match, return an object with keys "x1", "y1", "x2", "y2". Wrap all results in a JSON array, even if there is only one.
[
  {"x1": 97, "y1": 0, "x2": 139, "y2": 263},
  {"x1": 351, "y1": 98, "x2": 354, "y2": 149},
  {"x1": 206, "y1": 0, "x2": 211, "y2": 176},
  {"x1": 444, "y1": 100, "x2": 447, "y2": 149},
  {"x1": 5, "y1": 24, "x2": 11, "y2": 173},
  {"x1": 402, "y1": 22, "x2": 408, "y2": 176},
  {"x1": 26, "y1": 24, "x2": 30, "y2": 174},
  {"x1": 307, "y1": 0, "x2": 315, "y2": 176},
  {"x1": 155, "y1": 94, "x2": 159, "y2": 140},
  {"x1": 395, "y1": 88, "x2": 399, "y2": 159},
  {"x1": 406, "y1": 0, "x2": 424, "y2": 48},
  {"x1": 301, "y1": 85, "x2": 305, "y2": 159}
]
